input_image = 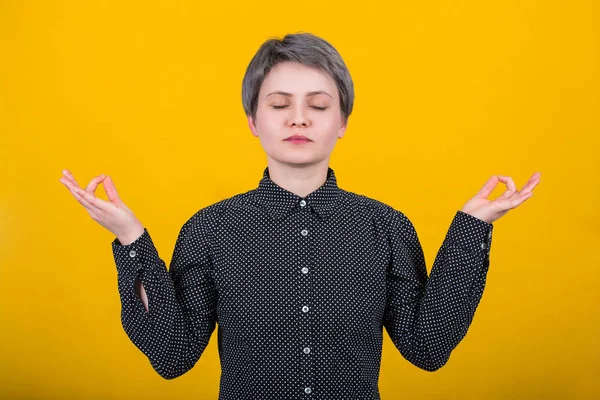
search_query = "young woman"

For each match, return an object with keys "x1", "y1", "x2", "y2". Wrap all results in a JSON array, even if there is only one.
[{"x1": 60, "y1": 32, "x2": 540, "y2": 400}]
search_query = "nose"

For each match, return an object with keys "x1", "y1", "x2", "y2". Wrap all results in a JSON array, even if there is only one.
[{"x1": 288, "y1": 105, "x2": 308, "y2": 127}]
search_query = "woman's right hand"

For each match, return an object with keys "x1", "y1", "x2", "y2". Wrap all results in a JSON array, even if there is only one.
[{"x1": 60, "y1": 169, "x2": 145, "y2": 245}]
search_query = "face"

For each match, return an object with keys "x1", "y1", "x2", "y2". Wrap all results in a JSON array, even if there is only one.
[{"x1": 247, "y1": 61, "x2": 347, "y2": 169}]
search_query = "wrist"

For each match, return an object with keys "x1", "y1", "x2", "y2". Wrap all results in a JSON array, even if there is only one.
[{"x1": 117, "y1": 224, "x2": 145, "y2": 246}]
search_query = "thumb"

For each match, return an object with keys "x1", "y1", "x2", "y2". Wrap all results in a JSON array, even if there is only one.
[{"x1": 103, "y1": 175, "x2": 121, "y2": 202}]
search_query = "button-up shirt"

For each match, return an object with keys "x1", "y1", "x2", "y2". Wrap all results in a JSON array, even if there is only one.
[{"x1": 112, "y1": 166, "x2": 493, "y2": 400}]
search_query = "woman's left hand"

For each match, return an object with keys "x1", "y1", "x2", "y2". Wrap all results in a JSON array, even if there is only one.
[{"x1": 460, "y1": 172, "x2": 541, "y2": 224}]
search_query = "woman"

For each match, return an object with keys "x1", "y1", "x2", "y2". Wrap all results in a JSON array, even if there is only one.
[{"x1": 60, "y1": 32, "x2": 540, "y2": 400}]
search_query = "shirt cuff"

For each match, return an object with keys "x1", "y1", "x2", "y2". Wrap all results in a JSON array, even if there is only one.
[
  {"x1": 444, "y1": 210, "x2": 493, "y2": 256},
  {"x1": 111, "y1": 228, "x2": 161, "y2": 275}
]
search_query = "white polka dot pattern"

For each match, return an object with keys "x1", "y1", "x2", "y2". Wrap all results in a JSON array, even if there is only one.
[{"x1": 112, "y1": 166, "x2": 493, "y2": 399}]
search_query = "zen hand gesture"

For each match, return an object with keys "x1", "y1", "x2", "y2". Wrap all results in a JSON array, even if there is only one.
[
  {"x1": 460, "y1": 172, "x2": 541, "y2": 224},
  {"x1": 59, "y1": 169, "x2": 145, "y2": 245}
]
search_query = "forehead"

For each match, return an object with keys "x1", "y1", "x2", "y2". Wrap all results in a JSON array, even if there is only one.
[{"x1": 259, "y1": 61, "x2": 337, "y2": 97}]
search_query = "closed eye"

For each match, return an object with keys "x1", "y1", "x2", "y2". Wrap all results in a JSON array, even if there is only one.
[{"x1": 271, "y1": 105, "x2": 328, "y2": 111}]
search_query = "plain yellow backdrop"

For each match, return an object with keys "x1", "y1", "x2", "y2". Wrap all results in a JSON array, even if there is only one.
[{"x1": 1, "y1": 1, "x2": 598, "y2": 399}]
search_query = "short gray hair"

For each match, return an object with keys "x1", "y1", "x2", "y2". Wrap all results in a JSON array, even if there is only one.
[{"x1": 242, "y1": 32, "x2": 354, "y2": 125}]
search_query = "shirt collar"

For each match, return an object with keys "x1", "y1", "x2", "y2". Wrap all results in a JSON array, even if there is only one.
[{"x1": 253, "y1": 166, "x2": 343, "y2": 220}]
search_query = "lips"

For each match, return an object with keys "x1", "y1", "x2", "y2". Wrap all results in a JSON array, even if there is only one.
[
  {"x1": 285, "y1": 138, "x2": 311, "y2": 144},
  {"x1": 285, "y1": 135, "x2": 311, "y2": 142}
]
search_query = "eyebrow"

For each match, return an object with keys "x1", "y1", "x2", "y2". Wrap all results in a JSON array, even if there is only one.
[{"x1": 265, "y1": 90, "x2": 332, "y2": 99}]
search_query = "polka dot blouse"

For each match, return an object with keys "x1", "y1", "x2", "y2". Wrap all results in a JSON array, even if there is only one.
[{"x1": 112, "y1": 166, "x2": 494, "y2": 399}]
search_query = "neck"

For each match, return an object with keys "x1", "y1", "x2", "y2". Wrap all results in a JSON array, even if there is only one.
[{"x1": 266, "y1": 158, "x2": 330, "y2": 198}]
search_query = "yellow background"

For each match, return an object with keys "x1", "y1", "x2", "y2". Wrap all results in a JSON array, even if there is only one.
[{"x1": 1, "y1": 0, "x2": 598, "y2": 399}]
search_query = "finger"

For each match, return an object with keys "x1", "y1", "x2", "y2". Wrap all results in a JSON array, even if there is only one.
[
  {"x1": 60, "y1": 177, "x2": 81, "y2": 193},
  {"x1": 497, "y1": 190, "x2": 534, "y2": 211},
  {"x1": 85, "y1": 174, "x2": 107, "y2": 194},
  {"x1": 72, "y1": 186, "x2": 111, "y2": 212},
  {"x1": 497, "y1": 175, "x2": 517, "y2": 199},
  {"x1": 71, "y1": 188, "x2": 102, "y2": 220},
  {"x1": 60, "y1": 174, "x2": 82, "y2": 191},
  {"x1": 511, "y1": 191, "x2": 534, "y2": 208},
  {"x1": 475, "y1": 175, "x2": 500, "y2": 198},
  {"x1": 517, "y1": 172, "x2": 541, "y2": 195},
  {"x1": 509, "y1": 187, "x2": 535, "y2": 202},
  {"x1": 102, "y1": 175, "x2": 121, "y2": 203},
  {"x1": 62, "y1": 169, "x2": 82, "y2": 188}
]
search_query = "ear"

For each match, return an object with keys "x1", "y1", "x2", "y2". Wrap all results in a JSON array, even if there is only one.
[
  {"x1": 247, "y1": 115, "x2": 259, "y2": 137},
  {"x1": 338, "y1": 119, "x2": 347, "y2": 139}
]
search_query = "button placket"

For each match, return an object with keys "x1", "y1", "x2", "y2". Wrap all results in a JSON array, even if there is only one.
[
  {"x1": 486, "y1": 228, "x2": 492, "y2": 256},
  {"x1": 297, "y1": 204, "x2": 314, "y2": 396}
]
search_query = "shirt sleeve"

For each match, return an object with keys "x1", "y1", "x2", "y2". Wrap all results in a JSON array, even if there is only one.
[
  {"x1": 111, "y1": 212, "x2": 218, "y2": 379},
  {"x1": 383, "y1": 209, "x2": 493, "y2": 372}
]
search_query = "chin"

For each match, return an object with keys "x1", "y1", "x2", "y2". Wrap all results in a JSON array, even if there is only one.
[{"x1": 276, "y1": 158, "x2": 320, "y2": 168}]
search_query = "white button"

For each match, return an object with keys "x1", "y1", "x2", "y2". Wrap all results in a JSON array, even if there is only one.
[
  {"x1": 303, "y1": 347, "x2": 310, "y2": 354},
  {"x1": 481, "y1": 242, "x2": 486, "y2": 249},
  {"x1": 301, "y1": 267, "x2": 309, "y2": 274},
  {"x1": 302, "y1": 306, "x2": 309, "y2": 312},
  {"x1": 300, "y1": 200, "x2": 307, "y2": 207},
  {"x1": 304, "y1": 387, "x2": 312, "y2": 394},
  {"x1": 301, "y1": 229, "x2": 308, "y2": 236},
  {"x1": 129, "y1": 250, "x2": 136, "y2": 257}
]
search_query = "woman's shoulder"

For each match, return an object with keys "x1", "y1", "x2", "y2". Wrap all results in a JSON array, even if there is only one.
[
  {"x1": 340, "y1": 189, "x2": 409, "y2": 220},
  {"x1": 179, "y1": 189, "x2": 256, "y2": 233}
]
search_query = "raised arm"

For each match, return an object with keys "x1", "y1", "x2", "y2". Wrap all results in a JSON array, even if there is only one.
[
  {"x1": 60, "y1": 169, "x2": 217, "y2": 379},
  {"x1": 384, "y1": 172, "x2": 540, "y2": 371},
  {"x1": 112, "y1": 216, "x2": 218, "y2": 379},
  {"x1": 383, "y1": 209, "x2": 493, "y2": 371}
]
